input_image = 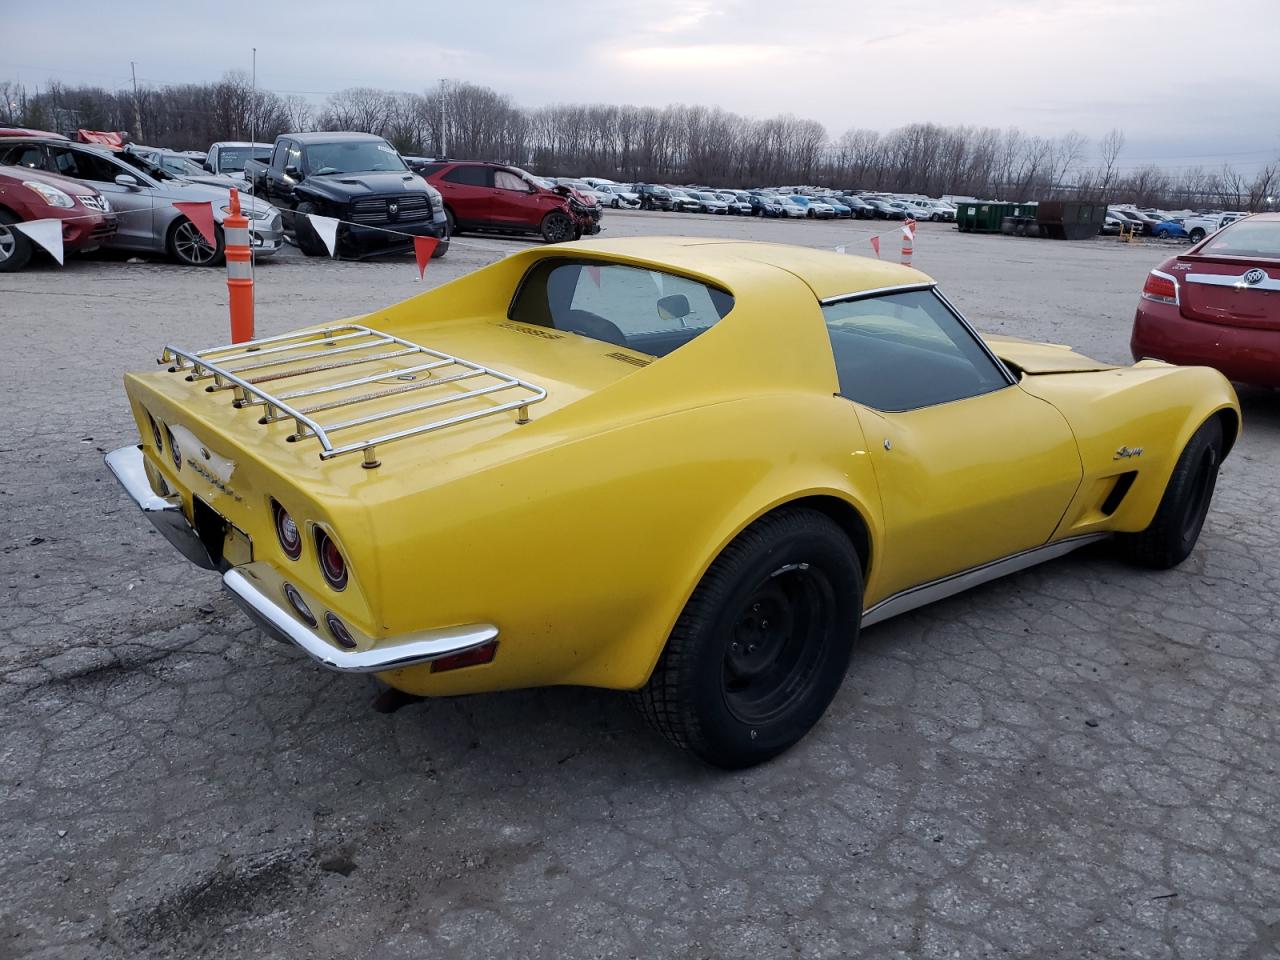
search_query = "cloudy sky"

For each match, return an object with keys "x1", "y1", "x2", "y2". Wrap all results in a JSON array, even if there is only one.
[{"x1": 7, "y1": 0, "x2": 1279, "y2": 172}]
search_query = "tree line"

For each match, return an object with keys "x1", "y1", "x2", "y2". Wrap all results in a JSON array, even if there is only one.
[{"x1": 2, "y1": 73, "x2": 1275, "y2": 211}]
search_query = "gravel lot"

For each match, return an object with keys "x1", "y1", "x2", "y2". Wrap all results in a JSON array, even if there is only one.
[{"x1": 2, "y1": 211, "x2": 1278, "y2": 960}]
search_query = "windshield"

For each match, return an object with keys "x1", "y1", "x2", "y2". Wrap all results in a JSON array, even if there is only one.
[
  {"x1": 1200, "y1": 220, "x2": 1280, "y2": 260},
  {"x1": 162, "y1": 154, "x2": 206, "y2": 176},
  {"x1": 216, "y1": 146, "x2": 272, "y2": 172},
  {"x1": 304, "y1": 139, "x2": 406, "y2": 175},
  {"x1": 790, "y1": 196, "x2": 808, "y2": 205},
  {"x1": 116, "y1": 152, "x2": 170, "y2": 183}
]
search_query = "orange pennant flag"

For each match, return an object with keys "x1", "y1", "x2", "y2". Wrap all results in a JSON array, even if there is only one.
[
  {"x1": 172, "y1": 201, "x2": 217, "y2": 247},
  {"x1": 413, "y1": 236, "x2": 439, "y2": 280}
]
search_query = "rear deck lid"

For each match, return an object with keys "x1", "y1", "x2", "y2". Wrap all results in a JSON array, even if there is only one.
[
  {"x1": 1177, "y1": 216, "x2": 1280, "y2": 331},
  {"x1": 980, "y1": 334, "x2": 1115, "y2": 374},
  {"x1": 1178, "y1": 259, "x2": 1280, "y2": 331}
]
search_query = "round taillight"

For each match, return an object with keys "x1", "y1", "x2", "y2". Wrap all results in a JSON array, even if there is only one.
[
  {"x1": 315, "y1": 530, "x2": 348, "y2": 591},
  {"x1": 164, "y1": 424, "x2": 181, "y2": 469},
  {"x1": 147, "y1": 413, "x2": 164, "y2": 451},
  {"x1": 272, "y1": 499, "x2": 302, "y2": 560},
  {"x1": 282, "y1": 582, "x2": 316, "y2": 627},
  {"x1": 325, "y1": 612, "x2": 357, "y2": 649}
]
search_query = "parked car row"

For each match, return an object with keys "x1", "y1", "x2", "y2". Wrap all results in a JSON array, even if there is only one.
[
  {"x1": 0, "y1": 129, "x2": 619, "y2": 269},
  {"x1": 1095, "y1": 206, "x2": 1248, "y2": 241},
  {"x1": 0, "y1": 132, "x2": 283, "y2": 271},
  {"x1": 575, "y1": 178, "x2": 959, "y2": 223}
]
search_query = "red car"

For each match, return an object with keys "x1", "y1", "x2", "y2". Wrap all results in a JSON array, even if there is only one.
[
  {"x1": 0, "y1": 164, "x2": 118, "y2": 271},
  {"x1": 1131, "y1": 213, "x2": 1280, "y2": 387},
  {"x1": 417, "y1": 160, "x2": 601, "y2": 243}
]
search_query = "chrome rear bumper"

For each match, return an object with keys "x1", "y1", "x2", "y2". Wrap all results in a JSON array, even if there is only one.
[
  {"x1": 223, "y1": 567, "x2": 497, "y2": 673},
  {"x1": 105, "y1": 444, "x2": 218, "y2": 569},
  {"x1": 106, "y1": 444, "x2": 498, "y2": 673}
]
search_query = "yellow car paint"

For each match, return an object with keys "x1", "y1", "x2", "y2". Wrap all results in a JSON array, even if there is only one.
[{"x1": 116, "y1": 237, "x2": 1241, "y2": 699}]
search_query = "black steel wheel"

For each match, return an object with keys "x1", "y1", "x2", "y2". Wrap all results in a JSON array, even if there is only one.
[
  {"x1": 540, "y1": 211, "x2": 575, "y2": 243},
  {"x1": 1117, "y1": 416, "x2": 1224, "y2": 569},
  {"x1": 168, "y1": 217, "x2": 223, "y2": 266},
  {"x1": 634, "y1": 507, "x2": 862, "y2": 768}
]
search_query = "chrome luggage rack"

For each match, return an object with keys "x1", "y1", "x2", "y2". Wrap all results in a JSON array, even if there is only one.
[{"x1": 159, "y1": 324, "x2": 547, "y2": 468}]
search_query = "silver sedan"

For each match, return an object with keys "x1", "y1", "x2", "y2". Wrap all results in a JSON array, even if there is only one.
[{"x1": 0, "y1": 138, "x2": 283, "y2": 266}]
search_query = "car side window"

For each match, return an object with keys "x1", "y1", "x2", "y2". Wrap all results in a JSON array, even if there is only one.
[
  {"x1": 494, "y1": 170, "x2": 528, "y2": 192},
  {"x1": 270, "y1": 141, "x2": 285, "y2": 168},
  {"x1": 509, "y1": 259, "x2": 735, "y2": 357},
  {"x1": 286, "y1": 141, "x2": 303, "y2": 171},
  {"x1": 49, "y1": 148, "x2": 120, "y2": 183},
  {"x1": 0, "y1": 145, "x2": 45, "y2": 168},
  {"x1": 442, "y1": 165, "x2": 492, "y2": 187},
  {"x1": 822, "y1": 289, "x2": 1010, "y2": 412}
]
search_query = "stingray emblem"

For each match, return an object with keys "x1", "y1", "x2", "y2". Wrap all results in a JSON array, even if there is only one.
[
  {"x1": 1114, "y1": 446, "x2": 1144, "y2": 460},
  {"x1": 1243, "y1": 268, "x2": 1266, "y2": 286}
]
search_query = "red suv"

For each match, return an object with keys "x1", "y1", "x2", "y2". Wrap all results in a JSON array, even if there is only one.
[
  {"x1": 0, "y1": 164, "x2": 118, "y2": 271},
  {"x1": 418, "y1": 160, "x2": 601, "y2": 243}
]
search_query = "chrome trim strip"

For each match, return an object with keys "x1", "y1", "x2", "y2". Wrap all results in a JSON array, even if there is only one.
[
  {"x1": 931, "y1": 287, "x2": 1019, "y2": 387},
  {"x1": 819, "y1": 281, "x2": 935, "y2": 306},
  {"x1": 1185, "y1": 270, "x2": 1280, "y2": 292},
  {"x1": 222, "y1": 567, "x2": 499, "y2": 673},
  {"x1": 860, "y1": 533, "x2": 1108, "y2": 628},
  {"x1": 104, "y1": 445, "x2": 218, "y2": 569}
]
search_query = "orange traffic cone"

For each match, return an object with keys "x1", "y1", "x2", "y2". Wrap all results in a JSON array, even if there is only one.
[{"x1": 224, "y1": 189, "x2": 254, "y2": 343}]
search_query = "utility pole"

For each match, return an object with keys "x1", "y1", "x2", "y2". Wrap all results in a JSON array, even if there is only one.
[
  {"x1": 250, "y1": 47, "x2": 257, "y2": 146},
  {"x1": 130, "y1": 61, "x2": 143, "y2": 141},
  {"x1": 439, "y1": 78, "x2": 447, "y2": 157}
]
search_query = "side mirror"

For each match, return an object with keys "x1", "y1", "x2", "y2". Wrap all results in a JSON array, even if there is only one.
[
  {"x1": 114, "y1": 174, "x2": 140, "y2": 189},
  {"x1": 657, "y1": 294, "x2": 692, "y2": 323},
  {"x1": 284, "y1": 164, "x2": 300, "y2": 178}
]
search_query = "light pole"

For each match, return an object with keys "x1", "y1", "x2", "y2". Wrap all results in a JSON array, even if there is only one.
[{"x1": 439, "y1": 78, "x2": 447, "y2": 157}]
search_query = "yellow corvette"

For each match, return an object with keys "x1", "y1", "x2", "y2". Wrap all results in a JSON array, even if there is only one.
[{"x1": 106, "y1": 238, "x2": 1240, "y2": 767}]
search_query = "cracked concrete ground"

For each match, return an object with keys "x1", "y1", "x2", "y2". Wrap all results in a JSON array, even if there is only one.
[{"x1": 1, "y1": 212, "x2": 1278, "y2": 960}]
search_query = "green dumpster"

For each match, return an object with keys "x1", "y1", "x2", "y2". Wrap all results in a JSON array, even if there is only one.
[{"x1": 957, "y1": 202, "x2": 1014, "y2": 233}]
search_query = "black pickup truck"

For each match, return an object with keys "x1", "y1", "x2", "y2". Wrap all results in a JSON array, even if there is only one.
[{"x1": 243, "y1": 132, "x2": 449, "y2": 259}]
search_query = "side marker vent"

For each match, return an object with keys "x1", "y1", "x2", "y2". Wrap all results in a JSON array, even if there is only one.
[{"x1": 1101, "y1": 471, "x2": 1138, "y2": 516}]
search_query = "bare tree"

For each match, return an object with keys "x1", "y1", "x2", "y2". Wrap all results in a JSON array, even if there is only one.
[{"x1": 1098, "y1": 127, "x2": 1125, "y2": 199}]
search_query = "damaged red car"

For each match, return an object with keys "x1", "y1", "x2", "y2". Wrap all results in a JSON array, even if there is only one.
[
  {"x1": 418, "y1": 160, "x2": 601, "y2": 243},
  {"x1": 0, "y1": 164, "x2": 118, "y2": 271},
  {"x1": 1132, "y1": 213, "x2": 1280, "y2": 388}
]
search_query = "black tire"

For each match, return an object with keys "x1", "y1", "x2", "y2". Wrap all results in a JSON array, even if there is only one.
[
  {"x1": 293, "y1": 202, "x2": 329, "y2": 258},
  {"x1": 0, "y1": 209, "x2": 34, "y2": 272},
  {"x1": 1117, "y1": 417, "x2": 1224, "y2": 569},
  {"x1": 1188, "y1": 228, "x2": 1206, "y2": 243},
  {"x1": 167, "y1": 217, "x2": 224, "y2": 267},
  {"x1": 541, "y1": 211, "x2": 575, "y2": 244},
  {"x1": 633, "y1": 508, "x2": 862, "y2": 769}
]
